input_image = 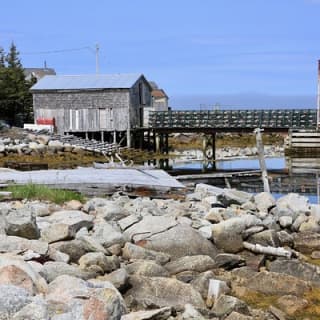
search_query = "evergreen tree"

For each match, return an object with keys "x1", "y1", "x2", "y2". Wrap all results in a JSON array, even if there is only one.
[
  {"x1": 0, "y1": 42, "x2": 34, "y2": 125},
  {"x1": 0, "y1": 47, "x2": 7, "y2": 119}
]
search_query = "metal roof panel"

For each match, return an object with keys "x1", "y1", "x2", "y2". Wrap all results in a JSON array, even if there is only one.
[{"x1": 31, "y1": 73, "x2": 143, "y2": 90}]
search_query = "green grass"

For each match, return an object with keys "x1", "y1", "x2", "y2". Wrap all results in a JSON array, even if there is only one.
[{"x1": 5, "y1": 184, "x2": 84, "y2": 204}]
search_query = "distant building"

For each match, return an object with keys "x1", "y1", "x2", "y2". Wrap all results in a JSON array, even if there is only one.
[
  {"x1": 143, "y1": 81, "x2": 169, "y2": 126},
  {"x1": 24, "y1": 68, "x2": 56, "y2": 81},
  {"x1": 30, "y1": 73, "x2": 152, "y2": 146}
]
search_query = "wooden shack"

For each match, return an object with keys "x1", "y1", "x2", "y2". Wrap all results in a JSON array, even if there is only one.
[{"x1": 30, "y1": 73, "x2": 152, "y2": 146}]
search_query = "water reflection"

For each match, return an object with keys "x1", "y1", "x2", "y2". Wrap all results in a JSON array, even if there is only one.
[{"x1": 157, "y1": 156, "x2": 320, "y2": 204}]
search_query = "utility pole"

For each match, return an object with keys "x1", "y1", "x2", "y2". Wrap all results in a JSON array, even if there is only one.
[
  {"x1": 317, "y1": 60, "x2": 320, "y2": 129},
  {"x1": 95, "y1": 43, "x2": 100, "y2": 74}
]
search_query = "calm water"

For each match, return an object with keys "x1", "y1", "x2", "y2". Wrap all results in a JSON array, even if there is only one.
[
  {"x1": 171, "y1": 156, "x2": 319, "y2": 204},
  {"x1": 173, "y1": 157, "x2": 285, "y2": 171}
]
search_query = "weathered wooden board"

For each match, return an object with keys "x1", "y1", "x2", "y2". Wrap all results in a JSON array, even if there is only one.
[{"x1": 0, "y1": 168, "x2": 185, "y2": 190}]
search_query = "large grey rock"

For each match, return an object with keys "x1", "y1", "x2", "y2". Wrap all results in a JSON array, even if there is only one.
[
  {"x1": 5, "y1": 209, "x2": 40, "y2": 239},
  {"x1": 99, "y1": 268, "x2": 129, "y2": 292},
  {"x1": 26, "y1": 202, "x2": 55, "y2": 217},
  {"x1": 50, "y1": 239, "x2": 91, "y2": 263},
  {"x1": 76, "y1": 235, "x2": 108, "y2": 254},
  {"x1": 141, "y1": 225, "x2": 218, "y2": 259},
  {"x1": 293, "y1": 232, "x2": 320, "y2": 254},
  {"x1": 269, "y1": 258, "x2": 320, "y2": 286},
  {"x1": 12, "y1": 296, "x2": 49, "y2": 320},
  {"x1": 164, "y1": 255, "x2": 215, "y2": 275},
  {"x1": 126, "y1": 276, "x2": 205, "y2": 309},
  {"x1": 299, "y1": 216, "x2": 320, "y2": 233},
  {"x1": 118, "y1": 214, "x2": 141, "y2": 231},
  {"x1": 0, "y1": 235, "x2": 48, "y2": 255},
  {"x1": 277, "y1": 230, "x2": 294, "y2": 247},
  {"x1": 45, "y1": 210, "x2": 93, "y2": 233},
  {"x1": 125, "y1": 260, "x2": 169, "y2": 277},
  {"x1": 122, "y1": 243, "x2": 171, "y2": 265},
  {"x1": 276, "y1": 193, "x2": 310, "y2": 218},
  {"x1": 0, "y1": 217, "x2": 6, "y2": 235},
  {"x1": 0, "y1": 285, "x2": 31, "y2": 320},
  {"x1": 41, "y1": 224, "x2": 76, "y2": 243},
  {"x1": 40, "y1": 261, "x2": 97, "y2": 283},
  {"x1": 246, "y1": 270, "x2": 310, "y2": 296},
  {"x1": 46, "y1": 275, "x2": 90, "y2": 303},
  {"x1": 254, "y1": 192, "x2": 276, "y2": 213},
  {"x1": 247, "y1": 230, "x2": 280, "y2": 247},
  {"x1": 195, "y1": 184, "x2": 224, "y2": 198},
  {"x1": 47, "y1": 275, "x2": 126, "y2": 320},
  {"x1": 0, "y1": 255, "x2": 48, "y2": 294},
  {"x1": 213, "y1": 295, "x2": 250, "y2": 318},
  {"x1": 212, "y1": 215, "x2": 261, "y2": 253},
  {"x1": 218, "y1": 189, "x2": 253, "y2": 206},
  {"x1": 123, "y1": 215, "x2": 177, "y2": 242},
  {"x1": 92, "y1": 222, "x2": 125, "y2": 248},
  {"x1": 95, "y1": 202, "x2": 129, "y2": 221}
]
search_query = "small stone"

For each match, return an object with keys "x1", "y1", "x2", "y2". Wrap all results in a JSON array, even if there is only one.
[
  {"x1": 276, "y1": 294, "x2": 309, "y2": 316},
  {"x1": 279, "y1": 216, "x2": 293, "y2": 228},
  {"x1": 213, "y1": 295, "x2": 250, "y2": 318},
  {"x1": 311, "y1": 251, "x2": 320, "y2": 259},
  {"x1": 79, "y1": 252, "x2": 120, "y2": 273}
]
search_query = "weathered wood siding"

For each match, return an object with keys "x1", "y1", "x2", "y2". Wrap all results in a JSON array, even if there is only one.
[
  {"x1": 33, "y1": 89, "x2": 130, "y2": 133},
  {"x1": 129, "y1": 77, "x2": 152, "y2": 128}
]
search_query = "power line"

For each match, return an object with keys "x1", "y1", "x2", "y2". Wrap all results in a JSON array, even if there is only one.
[{"x1": 21, "y1": 46, "x2": 94, "y2": 55}]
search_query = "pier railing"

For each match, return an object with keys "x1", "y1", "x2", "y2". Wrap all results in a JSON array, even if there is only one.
[{"x1": 149, "y1": 109, "x2": 317, "y2": 130}]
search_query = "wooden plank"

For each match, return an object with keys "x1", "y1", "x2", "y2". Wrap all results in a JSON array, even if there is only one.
[
  {"x1": 291, "y1": 143, "x2": 320, "y2": 147},
  {"x1": 292, "y1": 132, "x2": 320, "y2": 137},
  {"x1": 291, "y1": 138, "x2": 320, "y2": 142},
  {"x1": 292, "y1": 163, "x2": 320, "y2": 168}
]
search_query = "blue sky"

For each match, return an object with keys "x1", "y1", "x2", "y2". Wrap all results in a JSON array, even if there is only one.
[{"x1": 1, "y1": 0, "x2": 320, "y2": 108}]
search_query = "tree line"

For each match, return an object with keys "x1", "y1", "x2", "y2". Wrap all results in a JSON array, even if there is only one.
[{"x1": 0, "y1": 43, "x2": 35, "y2": 126}]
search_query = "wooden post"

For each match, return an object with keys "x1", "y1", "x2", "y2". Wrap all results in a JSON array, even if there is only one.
[
  {"x1": 212, "y1": 132, "x2": 216, "y2": 170},
  {"x1": 153, "y1": 130, "x2": 156, "y2": 152},
  {"x1": 202, "y1": 135, "x2": 207, "y2": 158},
  {"x1": 155, "y1": 133, "x2": 160, "y2": 154},
  {"x1": 254, "y1": 128, "x2": 270, "y2": 193},
  {"x1": 165, "y1": 133, "x2": 169, "y2": 154},
  {"x1": 147, "y1": 130, "x2": 151, "y2": 151},
  {"x1": 139, "y1": 131, "x2": 144, "y2": 150},
  {"x1": 113, "y1": 131, "x2": 117, "y2": 144},
  {"x1": 126, "y1": 129, "x2": 131, "y2": 148}
]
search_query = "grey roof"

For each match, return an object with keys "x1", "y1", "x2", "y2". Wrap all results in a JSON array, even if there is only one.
[{"x1": 31, "y1": 73, "x2": 144, "y2": 90}]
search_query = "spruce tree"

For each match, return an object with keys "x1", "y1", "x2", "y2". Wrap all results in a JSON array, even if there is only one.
[{"x1": 0, "y1": 42, "x2": 34, "y2": 125}]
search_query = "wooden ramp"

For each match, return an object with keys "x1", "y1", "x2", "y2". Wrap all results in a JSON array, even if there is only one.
[{"x1": 285, "y1": 130, "x2": 320, "y2": 155}]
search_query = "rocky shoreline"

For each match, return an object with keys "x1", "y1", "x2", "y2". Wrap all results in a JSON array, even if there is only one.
[
  {"x1": 172, "y1": 144, "x2": 284, "y2": 162},
  {"x1": 0, "y1": 183, "x2": 320, "y2": 319}
]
